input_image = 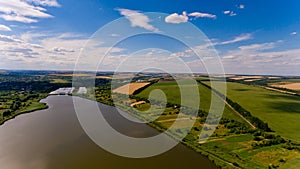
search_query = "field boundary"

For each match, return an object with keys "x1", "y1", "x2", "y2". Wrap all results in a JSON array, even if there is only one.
[{"x1": 198, "y1": 81, "x2": 257, "y2": 129}]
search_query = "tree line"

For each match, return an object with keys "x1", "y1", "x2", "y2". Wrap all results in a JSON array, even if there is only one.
[{"x1": 198, "y1": 81, "x2": 271, "y2": 132}]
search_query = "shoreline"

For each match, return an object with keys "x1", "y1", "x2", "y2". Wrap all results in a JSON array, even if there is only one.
[
  {"x1": 0, "y1": 97, "x2": 49, "y2": 126},
  {"x1": 0, "y1": 94, "x2": 235, "y2": 168}
]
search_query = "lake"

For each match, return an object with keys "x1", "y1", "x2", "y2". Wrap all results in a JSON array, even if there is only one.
[{"x1": 0, "y1": 95, "x2": 217, "y2": 169}]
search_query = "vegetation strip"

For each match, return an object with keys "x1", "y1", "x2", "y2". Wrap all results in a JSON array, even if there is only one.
[{"x1": 198, "y1": 80, "x2": 270, "y2": 131}]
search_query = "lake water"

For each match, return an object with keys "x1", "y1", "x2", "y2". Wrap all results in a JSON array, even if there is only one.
[{"x1": 0, "y1": 95, "x2": 217, "y2": 169}]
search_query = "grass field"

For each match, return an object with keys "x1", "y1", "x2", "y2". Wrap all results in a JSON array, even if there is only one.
[
  {"x1": 205, "y1": 81, "x2": 300, "y2": 142},
  {"x1": 50, "y1": 78, "x2": 69, "y2": 83},
  {"x1": 20, "y1": 101, "x2": 48, "y2": 113},
  {"x1": 136, "y1": 81, "x2": 250, "y2": 126},
  {"x1": 202, "y1": 134, "x2": 300, "y2": 168},
  {"x1": 115, "y1": 79, "x2": 300, "y2": 168}
]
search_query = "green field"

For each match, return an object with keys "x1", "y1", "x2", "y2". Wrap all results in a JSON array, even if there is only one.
[
  {"x1": 136, "y1": 81, "x2": 250, "y2": 125},
  {"x1": 134, "y1": 80, "x2": 300, "y2": 168},
  {"x1": 205, "y1": 81, "x2": 300, "y2": 142},
  {"x1": 202, "y1": 134, "x2": 300, "y2": 169}
]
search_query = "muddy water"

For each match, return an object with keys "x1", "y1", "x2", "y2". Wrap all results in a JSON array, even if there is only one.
[{"x1": 0, "y1": 95, "x2": 217, "y2": 169}]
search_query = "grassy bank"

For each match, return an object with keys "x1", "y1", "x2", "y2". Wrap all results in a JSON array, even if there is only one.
[{"x1": 0, "y1": 93, "x2": 49, "y2": 125}]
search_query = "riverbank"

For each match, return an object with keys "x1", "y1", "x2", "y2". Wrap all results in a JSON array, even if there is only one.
[
  {"x1": 0, "y1": 95, "x2": 219, "y2": 169},
  {"x1": 0, "y1": 97, "x2": 49, "y2": 125},
  {"x1": 3, "y1": 93, "x2": 298, "y2": 168}
]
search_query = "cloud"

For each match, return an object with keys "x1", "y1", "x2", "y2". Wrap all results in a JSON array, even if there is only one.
[
  {"x1": 222, "y1": 55, "x2": 236, "y2": 59},
  {"x1": 238, "y1": 4, "x2": 245, "y2": 9},
  {"x1": 52, "y1": 47, "x2": 75, "y2": 53},
  {"x1": 169, "y1": 49, "x2": 195, "y2": 58},
  {"x1": 0, "y1": 0, "x2": 60, "y2": 23},
  {"x1": 223, "y1": 10, "x2": 237, "y2": 16},
  {"x1": 188, "y1": 12, "x2": 216, "y2": 19},
  {"x1": 229, "y1": 12, "x2": 237, "y2": 16},
  {"x1": 22, "y1": 0, "x2": 60, "y2": 7},
  {"x1": 291, "y1": 32, "x2": 297, "y2": 35},
  {"x1": 165, "y1": 11, "x2": 216, "y2": 24},
  {"x1": 0, "y1": 14, "x2": 38, "y2": 23},
  {"x1": 223, "y1": 11, "x2": 230, "y2": 15},
  {"x1": 165, "y1": 12, "x2": 188, "y2": 24},
  {"x1": 0, "y1": 24, "x2": 12, "y2": 31},
  {"x1": 216, "y1": 33, "x2": 252, "y2": 45},
  {"x1": 0, "y1": 32, "x2": 129, "y2": 70},
  {"x1": 219, "y1": 40, "x2": 300, "y2": 75},
  {"x1": 110, "y1": 33, "x2": 120, "y2": 37},
  {"x1": 116, "y1": 8, "x2": 159, "y2": 32},
  {"x1": 0, "y1": 32, "x2": 87, "y2": 69},
  {"x1": 0, "y1": 34, "x2": 22, "y2": 42},
  {"x1": 238, "y1": 42, "x2": 276, "y2": 51}
]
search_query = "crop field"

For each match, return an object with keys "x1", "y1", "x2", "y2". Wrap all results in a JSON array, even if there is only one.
[
  {"x1": 136, "y1": 81, "x2": 251, "y2": 125},
  {"x1": 95, "y1": 75, "x2": 112, "y2": 79},
  {"x1": 204, "y1": 81, "x2": 300, "y2": 141},
  {"x1": 202, "y1": 134, "x2": 300, "y2": 168},
  {"x1": 134, "y1": 80, "x2": 300, "y2": 168},
  {"x1": 113, "y1": 82, "x2": 150, "y2": 95},
  {"x1": 271, "y1": 82, "x2": 300, "y2": 91},
  {"x1": 50, "y1": 73, "x2": 90, "y2": 77},
  {"x1": 229, "y1": 75, "x2": 264, "y2": 81}
]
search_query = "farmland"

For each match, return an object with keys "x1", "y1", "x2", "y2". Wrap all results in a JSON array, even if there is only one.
[
  {"x1": 204, "y1": 81, "x2": 300, "y2": 142},
  {"x1": 134, "y1": 79, "x2": 300, "y2": 168},
  {"x1": 136, "y1": 81, "x2": 251, "y2": 124},
  {"x1": 1, "y1": 70, "x2": 300, "y2": 168},
  {"x1": 113, "y1": 82, "x2": 151, "y2": 95},
  {"x1": 271, "y1": 82, "x2": 300, "y2": 91}
]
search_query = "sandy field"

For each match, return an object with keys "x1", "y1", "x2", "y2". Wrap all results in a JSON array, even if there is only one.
[
  {"x1": 130, "y1": 101, "x2": 146, "y2": 107},
  {"x1": 244, "y1": 79, "x2": 261, "y2": 82},
  {"x1": 268, "y1": 76, "x2": 281, "y2": 79},
  {"x1": 113, "y1": 82, "x2": 150, "y2": 95},
  {"x1": 95, "y1": 76, "x2": 112, "y2": 79},
  {"x1": 51, "y1": 73, "x2": 90, "y2": 77},
  {"x1": 271, "y1": 83, "x2": 300, "y2": 91},
  {"x1": 229, "y1": 76, "x2": 264, "y2": 80}
]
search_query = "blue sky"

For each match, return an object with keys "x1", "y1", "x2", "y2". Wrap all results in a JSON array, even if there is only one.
[{"x1": 0, "y1": 0, "x2": 299, "y2": 75}]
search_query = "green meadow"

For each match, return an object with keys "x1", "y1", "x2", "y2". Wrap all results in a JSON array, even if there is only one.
[
  {"x1": 136, "y1": 81, "x2": 250, "y2": 125},
  {"x1": 205, "y1": 81, "x2": 300, "y2": 142}
]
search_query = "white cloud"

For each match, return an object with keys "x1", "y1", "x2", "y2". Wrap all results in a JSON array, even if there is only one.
[
  {"x1": 216, "y1": 33, "x2": 252, "y2": 45},
  {"x1": 0, "y1": 32, "x2": 129, "y2": 70},
  {"x1": 0, "y1": 0, "x2": 60, "y2": 23},
  {"x1": 230, "y1": 12, "x2": 237, "y2": 16},
  {"x1": 165, "y1": 11, "x2": 216, "y2": 24},
  {"x1": 188, "y1": 12, "x2": 216, "y2": 19},
  {"x1": 22, "y1": 0, "x2": 60, "y2": 7},
  {"x1": 238, "y1": 4, "x2": 245, "y2": 9},
  {"x1": 291, "y1": 32, "x2": 297, "y2": 35},
  {"x1": 223, "y1": 11, "x2": 230, "y2": 15},
  {"x1": 169, "y1": 49, "x2": 195, "y2": 58},
  {"x1": 0, "y1": 33, "x2": 87, "y2": 69},
  {"x1": 238, "y1": 42, "x2": 276, "y2": 51},
  {"x1": 223, "y1": 10, "x2": 237, "y2": 16},
  {"x1": 0, "y1": 34, "x2": 22, "y2": 42},
  {"x1": 52, "y1": 47, "x2": 75, "y2": 53},
  {"x1": 220, "y1": 41, "x2": 300, "y2": 75},
  {"x1": 165, "y1": 12, "x2": 188, "y2": 24},
  {"x1": 110, "y1": 33, "x2": 120, "y2": 37},
  {"x1": 0, "y1": 14, "x2": 38, "y2": 23},
  {"x1": 222, "y1": 55, "x2": 236, "y2": 59},
  {"x1": 0, "y1": 24, "x2": 12, "y2": 31},
  {"x1": 116, "y1": 8, "x2": 159, "y2": 32}
]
